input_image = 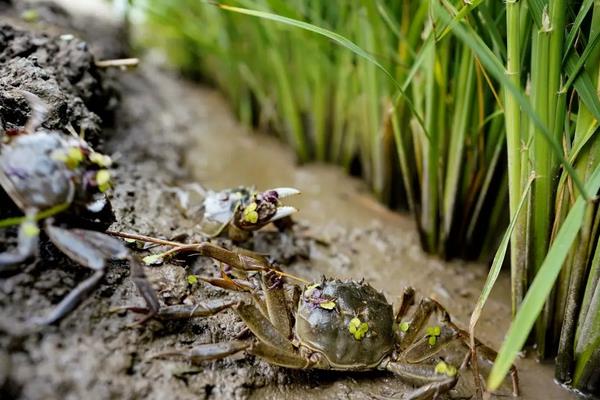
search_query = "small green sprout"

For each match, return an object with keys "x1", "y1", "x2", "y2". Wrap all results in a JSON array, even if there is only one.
[
  {"x1": 348, "y1": 317, "x2": 369, "y2": 340},
  {"x1": 434, "y1": 361, "x2": 457, "y2": 377},
  {"x1": 89, "y1": 152, "x2": 113, "y2": 167},
  {"x1": 242, "y1": 202, "x2": 259, "y2": 223},
  {"x1": 426, "y1": 325, "x2": 442, "y2": 346},
  {"x1": 96, "y1": 170, "x2": 111, "y2": 192},
  {"x1": 319, "y1": 300, "x2": 336, "y2": 310},
  {"x1": 21, "y1": 221, "x2": 40, "y2": 237},
  {"x1": 65, "y1": 147, "x2": 84, "y2": 169},
  {"x1": 21, "y1": 9, "x2": 39, "y2": 23},
  {"x1": 142, "y1": 253, "x2": 164, "y2": 265},
  {"x1": 304, "y1": 283, "x2": 319, "y2": 297},
  {"x1": 399, "y1": 321, "x2": 410, "y2": 332},
  {"x1": 51, "y1": 147, "x2": 84, "y2": 169},
  {"x1": 187, "y1": 275, "x2": 198, "y2": 285}
]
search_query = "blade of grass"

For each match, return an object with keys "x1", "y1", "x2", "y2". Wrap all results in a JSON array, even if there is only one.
[{"x1": 469, "y1": 173, "x2": 534, "y2": 398}]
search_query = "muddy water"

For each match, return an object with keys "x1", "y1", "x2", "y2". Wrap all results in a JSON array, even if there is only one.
[{"x1": 178, "y1": 78, "x2": 572, "y2": 399}]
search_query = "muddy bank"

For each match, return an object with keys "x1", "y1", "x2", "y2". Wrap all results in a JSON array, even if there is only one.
[{"x1": 0, "y1": 2, "x2": 575, "y2": 400}]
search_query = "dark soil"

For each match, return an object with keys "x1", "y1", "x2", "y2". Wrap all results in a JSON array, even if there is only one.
[
  {"x1": 0, "y1": 23, "x2": 115, "y2": 144},
  {"x1": 0, "y1": 2, "x2": 576, "y2": 400}
]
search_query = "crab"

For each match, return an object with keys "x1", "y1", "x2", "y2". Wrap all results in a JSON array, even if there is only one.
[
  {"x1": 0, "y1": 90, "x2": 158, "y2": 325},
  {"x1": 121, "y1": 242, "x2": 519, "y2": 399},
  {"x1": 200, "y1": 186, "x2": 299, "y2": 241}
]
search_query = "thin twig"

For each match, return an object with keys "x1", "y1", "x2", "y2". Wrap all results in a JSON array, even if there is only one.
[
  {"x1": 107, "y1": 230, "x2": 311, "y2": 284},
  {"x1": 95, "y1": 58, "x2": 139, "y2": 69}
]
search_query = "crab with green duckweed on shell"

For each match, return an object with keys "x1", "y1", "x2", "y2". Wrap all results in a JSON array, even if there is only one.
[
  {"x1": 0, "y1": 90, "x2": 159, "y2": 326},
  {"x1": 122, "y1": 243, "x2": 519, "y2": 400}
]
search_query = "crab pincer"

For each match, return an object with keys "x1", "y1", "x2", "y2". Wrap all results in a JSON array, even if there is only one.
[{"x1": 201, "y1": 186, "x2": 300, "y2": 241}]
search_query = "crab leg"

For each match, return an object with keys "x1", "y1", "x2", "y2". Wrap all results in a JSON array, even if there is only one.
[
  {"x1": 31, "y1": 225, "x2": 129, "y2": 325},
  {"x1": 396, "y1": 296, "x2": 519, "y2": 397},
  {"x1": 128, "y1": 256, "x2": 160, "y2": 323},
  {"x1": 152, "y1": 341, "x2": 250, "y2": 365},
  {"x1": 235, "y1": 303, "x2": 294, "y2": 351},
  {"x1": 397, "y1": 298, "x2": 451, "y2": 351},
  {"x1": 187, "y1": 243, "x2": 270, "y2": 272},
  {"x1": 395, "y1": 287, "x2": 416, "y2": 323},
  {"x1": 260, "y1": 272, "x2": 292, "y2": 338},
  {"x1": 16, "y1": 90, "x2": 47, "y2": 134},
  {"x1": 121, "y1": 299, "x2": 239, "y2": 321},
  {"x1": 470, "y1": 339, "x2": 520, "y2": 397},
  {"x1": 248, "y1": 342, "x2": 313, "y2": 369},
  {"x1": 384, "y1": 362, "x2": 458, "y2": 400}
]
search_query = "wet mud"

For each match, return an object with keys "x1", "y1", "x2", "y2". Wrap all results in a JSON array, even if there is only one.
[{"x1": 0, "y1": 2, "x2": 576, "y2": 399}]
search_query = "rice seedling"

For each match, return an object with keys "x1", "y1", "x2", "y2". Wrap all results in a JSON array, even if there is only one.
[
  {"x1": 140, "y1": 0, "x2": 509, "y2": 260},
  {"x1": 435, "y1": 0, "x2": 600, "y2": 393},
  {"x1": 138, "y1": 0, "x2": 600, "y2": 394}
]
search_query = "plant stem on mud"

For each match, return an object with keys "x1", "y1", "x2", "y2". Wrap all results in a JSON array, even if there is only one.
[{"x1": 504, "y1": 0, "x2": 527, "y2": 317}]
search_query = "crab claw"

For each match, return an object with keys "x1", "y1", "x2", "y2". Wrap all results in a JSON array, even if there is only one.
[
  {"x1": 233, "y1": 187, "x2": 300, "y2": 231},
  {"x1": 260, "y1": 188, "x2": 299, "y2": 225},
  {"x1": 266, "y1": 187, "x2": 300, "y2": 199},
  {"x1": 266, "y1": 205, "x2": 298, "y2": 224}
]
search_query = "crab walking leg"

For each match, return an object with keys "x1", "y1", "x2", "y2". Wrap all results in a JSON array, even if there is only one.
[
  {"x1": 469, "y1": 337, "x2": 520, "y2": 397},
  {"x1": 397, "y1": 296, "x2": 520, "y2": 397},
  {"x1": 0, "y1": 210, "x2": 39, "y2": 268},
  {"x1": 249, "y1": 342, "x2": 313, "y2": 369},
  {"x1": 122, "y1": 300, "x2": 240, "y2": 321},
  {"x1": 128, "y1": 255, "x2": 160, "y2": 323},
  {"x1": 260, "y1": 272, "x2": 292, "y2": 338},
  {"x1": 152, "y1": 341, "x2": 250, "y2": 365},
  {"x1": 16, "y1": 90, "x2": 47, "y2": 134},
  {"x1": 405, "y1": 303, "x2": 520, "y2": 397},
  {"x1": 31, "y1": 225, "x2": 129, "y2": 325},
  {"x1": 190, "y1": 243, "x2": 270, "y2": 272},
  {"x1": 395, "y1": 287, "x2": 416, "y2": 323},
  {"x1": 384, "y1": 362, "x2": 458, "y2": 400},
  {"x1": 397, "y1": 297, "x2": 451, "y2": 351},
  {"x1": 32, "y1": 270, "x2": 105, "y2": 325},
  {"x1": 235, "y1": 303, "x2": 294, "y2": 352}
]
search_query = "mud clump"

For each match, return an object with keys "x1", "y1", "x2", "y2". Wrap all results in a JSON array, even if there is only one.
[{"x1": 0, "y1": 22, "x2": 115, "y2": 144}]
